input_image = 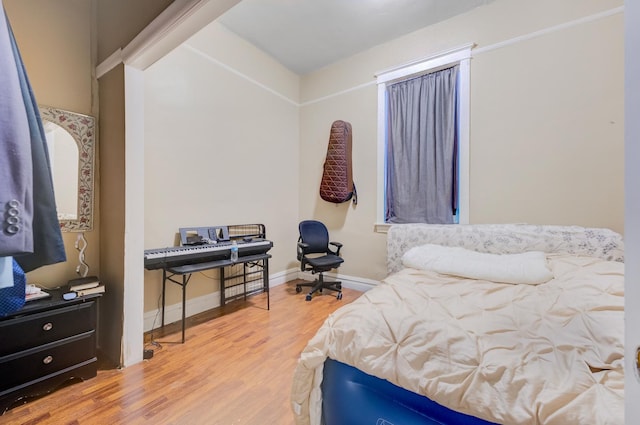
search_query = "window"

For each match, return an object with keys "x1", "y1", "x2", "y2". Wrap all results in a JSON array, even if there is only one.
[{"x1": 376, "y1": 45, "x2": 471, "y2": 230}]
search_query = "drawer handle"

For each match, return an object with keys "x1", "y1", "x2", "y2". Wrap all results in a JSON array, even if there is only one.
[
  {"x1": 43, "y1": 355, "x2": 53, "y2": 365},
  {"x1": 42, "y1": 322, "x2": 53, "y2": 331}
]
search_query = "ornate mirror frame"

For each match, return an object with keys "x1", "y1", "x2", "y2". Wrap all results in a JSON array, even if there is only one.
[{"x1": 39, "y1": 105, "x2": 96, "y2": 232}]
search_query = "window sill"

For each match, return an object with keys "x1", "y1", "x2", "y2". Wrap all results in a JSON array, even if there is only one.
[{"x1": 374, "y1": 223, "x2": 391, "y2": 233}]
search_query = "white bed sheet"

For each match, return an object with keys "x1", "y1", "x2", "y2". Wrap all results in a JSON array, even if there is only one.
[{"x1": 291, "y1": 254, "x2": 624, "y2": 425}]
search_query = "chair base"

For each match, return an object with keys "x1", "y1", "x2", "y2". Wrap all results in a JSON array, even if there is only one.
[{"x1": 296, "y1": 273, "x2": 342, "y2": 301}]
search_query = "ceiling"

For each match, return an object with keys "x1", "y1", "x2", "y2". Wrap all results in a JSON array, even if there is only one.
[{"x1": 217, "y1": 0, "x2": 494, "y2": 75}]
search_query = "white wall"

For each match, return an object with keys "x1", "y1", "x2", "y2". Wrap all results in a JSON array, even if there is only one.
[
  {"x1": 299, "y1": 0, "x2": 624, "y2": 282},
  {"x1": 143, "y1": 22, "x2": 300, "y2": 313},
  {"x1": 141, "y1": 0, "x2": 624, "y2": 318},
  {"x1": 625, "y1": 0, "x2": 640, "y2": 419},
  {"x1": 470, "y1": 12, "x2": 623, "y2": 229}
]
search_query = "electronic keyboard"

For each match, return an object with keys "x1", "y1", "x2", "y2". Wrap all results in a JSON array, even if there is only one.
[{"x1": 143, "y1": 238, "x2": 273, "y2": 270}]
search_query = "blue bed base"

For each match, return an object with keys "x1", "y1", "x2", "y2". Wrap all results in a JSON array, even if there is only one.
[{"x1": 321, "y1": 358, "x2": 497, "y2": 425}]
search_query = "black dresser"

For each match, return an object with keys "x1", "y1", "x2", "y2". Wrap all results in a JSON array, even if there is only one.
[{"x1": 0, "y1": 290, "x2": 100, "y2": 413}]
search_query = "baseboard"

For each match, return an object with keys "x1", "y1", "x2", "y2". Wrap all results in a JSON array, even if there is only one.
[
  {"x1": 275, "y1": 268, "x2": 300, "y2": 287},
  {"x1": 143, "y1": 268, "x2": 299, "y2": 332},
  {"x1": 297, "y1": 271, "x2": 379, "y2": 293}
]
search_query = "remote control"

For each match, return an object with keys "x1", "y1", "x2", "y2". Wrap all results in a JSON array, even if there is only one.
[{"x1": 63, "y1": 292, "x2": 77, "y2": 300}]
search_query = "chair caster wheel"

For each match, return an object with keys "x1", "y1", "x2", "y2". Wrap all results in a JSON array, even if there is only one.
[
  {"x1": 295, "y1": 285, "x2": 302, "y2": 293},
  {"x1": 305, "y1": 294, "x2": 312, "y2": 301},
  {"x1": 336, "y1": 292, "x2": 342, "y2": 300}
]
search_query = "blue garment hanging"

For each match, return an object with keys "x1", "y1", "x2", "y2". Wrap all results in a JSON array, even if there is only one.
[
  {"x1": 6, "y1": 7, "x2": 66, "y2": 272},
  {"x1": 0, "y1": 1, "x2": 32, "y2": 258},
  {"x1": 0, "y1": 2, "x2": 66, "y2": 315},
  {"x1": 0, "y1": 3, "x2": 65, "y2": 273},
  {"x1": 0, "y1": 259, "x2": 25, "y2": 317}
]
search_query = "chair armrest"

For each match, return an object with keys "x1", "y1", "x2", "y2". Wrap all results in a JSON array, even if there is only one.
[
  {"x1": 298, "y1": 242, "x2": 310, "y2": 250},
  {"x1": 297, "y1": 242, "x2": 310, "y2": 264},
  {"x1": 330, "y1": 241, "x2": 342, "y2": 256}
]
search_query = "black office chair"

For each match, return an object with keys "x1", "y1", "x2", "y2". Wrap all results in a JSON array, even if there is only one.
[{"x1": 296, "y1": 220, "x2": 344, "y2": 301}]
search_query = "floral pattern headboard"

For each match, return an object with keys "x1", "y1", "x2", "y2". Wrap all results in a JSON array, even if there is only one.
[{"x1": 386, "y1": 223, "x2": 624, "y2": 275}]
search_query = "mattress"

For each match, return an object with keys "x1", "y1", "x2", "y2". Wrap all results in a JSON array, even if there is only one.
[
  {"x1": 291, "y1": 225, "x2": 625, "y2": 425},
  {"x1": 322, "y1": 358, "x2": 497, "y2": 425}
]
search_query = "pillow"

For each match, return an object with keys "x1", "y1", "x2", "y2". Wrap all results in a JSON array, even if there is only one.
[{"x1": 401, "y1": 244, "x2": 553, "y2": 285}]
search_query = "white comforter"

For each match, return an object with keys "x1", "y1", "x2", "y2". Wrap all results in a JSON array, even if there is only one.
[{"x1": 291, "y1": 254, "x2": 624, "y2": 425}]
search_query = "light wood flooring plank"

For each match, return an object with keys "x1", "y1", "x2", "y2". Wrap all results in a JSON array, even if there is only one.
[{"x1": 1, "y1": 281, "x2": 360, "y2": 425}]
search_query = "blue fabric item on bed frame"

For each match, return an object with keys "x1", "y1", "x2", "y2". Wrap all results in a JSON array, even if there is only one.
[{"x1": 322, "y1": 358, "x2": 497, "y2": 425}]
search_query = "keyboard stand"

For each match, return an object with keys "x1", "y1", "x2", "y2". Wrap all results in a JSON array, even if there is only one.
[{"x1": 160, "y1": 253, "x2": 271, "y2": 343}]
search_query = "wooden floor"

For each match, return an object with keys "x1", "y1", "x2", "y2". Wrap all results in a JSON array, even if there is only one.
[{"x1": 1, "y1": 281, "x2": 361, "y2": 425}]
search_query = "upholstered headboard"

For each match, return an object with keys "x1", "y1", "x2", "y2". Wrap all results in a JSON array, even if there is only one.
[{"x1": 386, "y1": 223, "x2": 624, "y2": 275}]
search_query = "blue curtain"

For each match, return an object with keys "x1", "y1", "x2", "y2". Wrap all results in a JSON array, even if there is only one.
[{"x1": 385, "y1": 65, "x2": 459, "y2": 224}]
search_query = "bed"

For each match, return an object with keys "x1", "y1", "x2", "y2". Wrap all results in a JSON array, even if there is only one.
[{"x1": 291, "y1": 224, "x2": 624, "y2": 425}]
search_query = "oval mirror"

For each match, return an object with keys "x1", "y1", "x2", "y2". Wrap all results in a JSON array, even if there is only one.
[{"x1": 39, "y1": 106, "x2": 96, "y2": 232}]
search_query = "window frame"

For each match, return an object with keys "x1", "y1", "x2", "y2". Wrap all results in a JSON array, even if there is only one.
[{"x1": 375, "y1": 44, "x2": 472, "y2": 232}]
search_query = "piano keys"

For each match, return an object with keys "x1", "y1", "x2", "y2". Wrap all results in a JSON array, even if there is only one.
[{"x1": 144, "y1": 238, "x2": 273, "y2": 270}]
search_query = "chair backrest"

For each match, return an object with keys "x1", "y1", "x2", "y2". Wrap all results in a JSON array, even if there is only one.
[{"x1": 299, "y1": 220, "x2": 330, "y2": 254}]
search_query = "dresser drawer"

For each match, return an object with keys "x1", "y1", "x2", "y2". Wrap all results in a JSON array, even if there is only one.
[
  {"x1": 0, "y1": 331, "x2": 96, "y2": 391},
  {"x1": 0, "y1": 301, "x2": 96, "y2": 356}
]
